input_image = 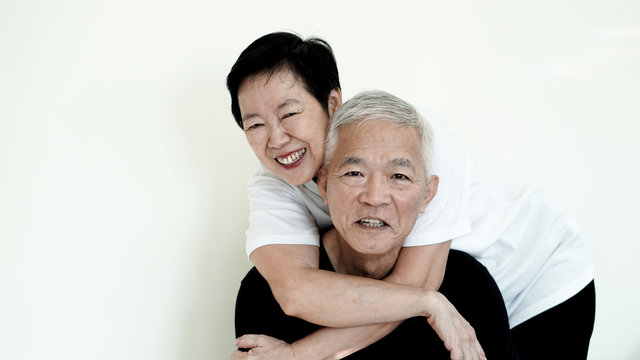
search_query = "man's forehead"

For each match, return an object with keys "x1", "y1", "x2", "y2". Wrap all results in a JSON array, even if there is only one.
[
  {"x1": 340, "y1": 120, "x2": 420, "y2": 145},
  {"x1": 330, "y1": 119, "x2": 424, "y2": 168},
  {"x1": 336, "y1": 155, "x2": 417, "y2": 170}
]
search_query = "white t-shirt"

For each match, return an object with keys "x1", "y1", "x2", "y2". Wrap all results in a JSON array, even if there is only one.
[{"x1": 244, "y1": 112, "x2": 594, "y2": 328}]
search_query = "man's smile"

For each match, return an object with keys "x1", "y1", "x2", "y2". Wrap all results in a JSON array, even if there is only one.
[{"x1": 357, "y1": 218, "x2": 388, "y2": 228}]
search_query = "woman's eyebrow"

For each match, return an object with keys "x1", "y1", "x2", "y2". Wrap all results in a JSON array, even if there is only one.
[
  {"x1": 276, "y1": 98, "x2": 301, "y2": 111},
  {"x1": 241, "y1": 113, "x2": 260, "y2": 122}
]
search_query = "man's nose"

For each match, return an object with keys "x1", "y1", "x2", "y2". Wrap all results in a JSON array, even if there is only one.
[
  {"x1": 359, "y1": 175, "x2": 391, "y2": 207},
  {"x1": 267, "y1": 122, "x2": 291, "y2": 149}
]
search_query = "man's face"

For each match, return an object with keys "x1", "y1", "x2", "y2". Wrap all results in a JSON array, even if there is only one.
[
  {"x1": 320, "y1": 119, "x2": 435, "y2": 255},
  {"x1": 237, "y1": 69, "x2": 340, "y2": 186}
]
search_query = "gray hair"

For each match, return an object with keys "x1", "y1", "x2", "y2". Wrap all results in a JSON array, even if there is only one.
[{"x1": 325, "y1": 90, "x2": 434, "y2": 179}]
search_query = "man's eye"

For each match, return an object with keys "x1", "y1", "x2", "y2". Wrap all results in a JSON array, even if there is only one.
[
  {"x1": 345, "y1": 171, "x2": 362, "y2": 177},
  {"x1": 392, "y1": 173, "x2": 409, "y2": 180}
]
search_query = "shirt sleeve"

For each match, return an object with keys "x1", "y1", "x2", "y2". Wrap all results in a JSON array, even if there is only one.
[
  {"x1": 245, "y1": 166, "x2": 321, "y2": 258},
  {"x1": 403, "y1": 111, "x2": 472, "y2": 247}
]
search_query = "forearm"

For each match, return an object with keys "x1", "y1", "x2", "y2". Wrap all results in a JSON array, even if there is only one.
[
  {"x1": 236, "y1": 263, "x2": 426, "y2": 359},
  {"x1": 386, "y1": 241, "x2": 450, "y2": 290},
  {"x1": 252, "y1": 242, "x2": 450, "y2": 327},
  {"x1": 290, "y1": 321, "x2": 402, "y2": 360},
  {"x1": 281, "y1": 268, "x2": 429, "y2": 327}
]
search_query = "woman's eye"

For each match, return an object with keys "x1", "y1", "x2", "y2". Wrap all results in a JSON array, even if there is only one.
[
  {"x1": 282, "y1": 112, "x2": 298, "y2": 119},
  {"x1": 244, "y1": 123, "x2": 264, "y2": 131}
]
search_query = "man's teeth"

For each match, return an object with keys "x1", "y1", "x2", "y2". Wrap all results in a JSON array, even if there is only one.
[
  {"x1": 359, "y1": 218, "x2": 385, "y2": 228},
  {"x1": 276, "y1": 149, "x2": 306, "y2": 165}
]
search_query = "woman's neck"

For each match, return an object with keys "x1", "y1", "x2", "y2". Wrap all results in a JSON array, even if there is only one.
[{"x1": 322, "y1": 229, "x2": 401, "y2": 280}]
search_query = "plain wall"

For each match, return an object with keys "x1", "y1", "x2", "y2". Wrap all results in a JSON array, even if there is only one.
[{"x1": 1, "y1": 0, "x2": 639, "y2": 359}]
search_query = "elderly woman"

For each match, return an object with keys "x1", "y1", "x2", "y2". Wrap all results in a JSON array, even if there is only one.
[
  {"x1": 228, "y1": 32, "x2": 595, "y2": 359},
  {"x1": 233, "y1": 91, "x2": 516, "y2": 359}
]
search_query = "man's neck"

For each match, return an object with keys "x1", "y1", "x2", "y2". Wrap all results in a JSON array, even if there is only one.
[{"x1": 322, "y1": 229, "x2": 401, "y2": 280}]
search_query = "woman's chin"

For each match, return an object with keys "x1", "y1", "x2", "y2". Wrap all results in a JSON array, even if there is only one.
[{"x1": 272, "y1": 163, "x2": 316, "y2": 185}]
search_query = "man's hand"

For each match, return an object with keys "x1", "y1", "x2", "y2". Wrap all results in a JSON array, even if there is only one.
[
  {"x1": 231, "y1": 334, "x2": 296, "y2": 360},
  {"x1": 426, "y1": 292, "x2": 487, "y2": 360}
]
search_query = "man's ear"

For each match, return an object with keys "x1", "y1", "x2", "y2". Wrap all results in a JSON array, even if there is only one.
[
  {"x1": 317, "y1": 166, "x2": 329, "y2": 205},
  {"x1": 420, "y1": 175, "x2": 439, "y2": 214},
  {"x1": 327, "y1": 89, "x2": 342, "y2": 117}
]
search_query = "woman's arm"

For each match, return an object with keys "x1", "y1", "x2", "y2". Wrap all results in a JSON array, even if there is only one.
[
  {"x1": 251, "y1": 242, "x2": 449, "y2": 327},
  {"x1": 235, "y1": 242, "x2": 484, "y2": 359},
  {"x1": 243, "y1": 241, "x2": 483, "y2": 359}
]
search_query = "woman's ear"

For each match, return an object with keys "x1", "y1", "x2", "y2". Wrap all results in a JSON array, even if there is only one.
[
  {"x1": 317, "y1": 166, "x2": 329, "y2": 205},
  {"x1": 420, "y1": 175, "x2": 439, "y2": 214},
  {"x1": 327, "y1": 89, "x2": 342, "y2": 117}
]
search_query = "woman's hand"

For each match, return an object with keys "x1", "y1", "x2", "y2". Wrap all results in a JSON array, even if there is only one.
[
  {"x1": 425, "y1": 291, "x2": 487, "y2": 360},
  {"x1": 231, "y1": 334, "x2": 296, "y2": 360}
]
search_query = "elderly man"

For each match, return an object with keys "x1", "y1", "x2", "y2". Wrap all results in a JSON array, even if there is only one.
[{"x1": 233, "y1": 91, "x2": 517, "y2": 359}]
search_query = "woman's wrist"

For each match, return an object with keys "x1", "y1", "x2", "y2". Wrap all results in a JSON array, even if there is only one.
[
  {"x1": 290, "y1": 337, "x2": 335, "y2": 360},
  {"x1": 288, "y1": 341, "x2": 301, "y2": 360},
  {"x1": 420, "y1": 289, "x2": 442, "y2": 319}
]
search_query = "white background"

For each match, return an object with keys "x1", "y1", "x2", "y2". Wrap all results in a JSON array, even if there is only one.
[{"x1": 1, "y1": 1, "x2": 639, "y2": 359}]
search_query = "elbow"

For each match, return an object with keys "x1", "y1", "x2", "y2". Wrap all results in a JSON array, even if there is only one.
[
  {"x1": 270, "y1": 278, "x2": 307, "y2": 318},
  {"x1": 272, "y1": 286, "x2": 302, "y2": 317},
  {"x1": 278, "y1": 297, "x2": 301, "y2": 318}
]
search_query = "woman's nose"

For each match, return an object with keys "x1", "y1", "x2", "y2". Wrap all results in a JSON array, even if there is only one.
[{"x1": 267, "y1": 122, "x2": 291, "y2": 149}]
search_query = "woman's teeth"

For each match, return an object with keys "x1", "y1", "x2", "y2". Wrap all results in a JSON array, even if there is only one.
[
  {"x1": 276, "y1": 148, "x2": 306, "y2": 165},
  {"x1": 359, "y1": 218, "x2": 385, "y2": 228}
]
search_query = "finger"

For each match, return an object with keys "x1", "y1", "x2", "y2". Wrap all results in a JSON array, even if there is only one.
[
  {"x1": 234, "y1": 334, "x2": 265, "y2": 349},
  {"x1": 467, "y1": 335, "x2": 484, "y2": 360},
  {"x1": 450, "y1": 340, "x2": 479, "y2": 360},
  {"x1": 463, "y1": 344, "x2": 478, "y2": 360},
  {"x1": 476, "y1": 342, "x2": 486, "y2": 360},
  {"x1": 468, "y1": 343, "x2": 485, "y2": 360},
  {"x1": 449, "y1": 345, "x2": 464, "y2": 360},
  {"x1": 231, "y1": 349, "x2": 248, "y2": 360},
  {"x1": 463, "y1": 339, "x2": 483, "y2": 360},
  {"x1": 459, "y1": 339, "x2": 474, "y2": 360}
]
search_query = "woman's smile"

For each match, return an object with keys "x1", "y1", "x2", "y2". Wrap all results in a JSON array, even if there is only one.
[{"x1": 275, "y1": 148, "x2": 307, "y2": 168}]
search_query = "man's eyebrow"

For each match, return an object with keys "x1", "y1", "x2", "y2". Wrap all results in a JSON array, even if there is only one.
[
  {"x1": 241, "y1": 99, "x2": 301, "y2": 122},
  {"x1": 337, "y1": 157, "x2": 415, "y2": 169},
  {"x1": 389, "y1": 158, "x2": 415, "y2": 170},
  {"x1": 338, "y1": 156, "x2": 362, "y2": 167}
]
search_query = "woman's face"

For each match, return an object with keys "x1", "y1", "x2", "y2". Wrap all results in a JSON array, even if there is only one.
[{"x1": 238, "y1": 70, "x2": 340, "y2": 185}]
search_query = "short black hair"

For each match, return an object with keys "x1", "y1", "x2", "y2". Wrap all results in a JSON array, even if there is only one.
[{"x1": 226, "y1": 32, "x2": 341, "y2": 129}]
